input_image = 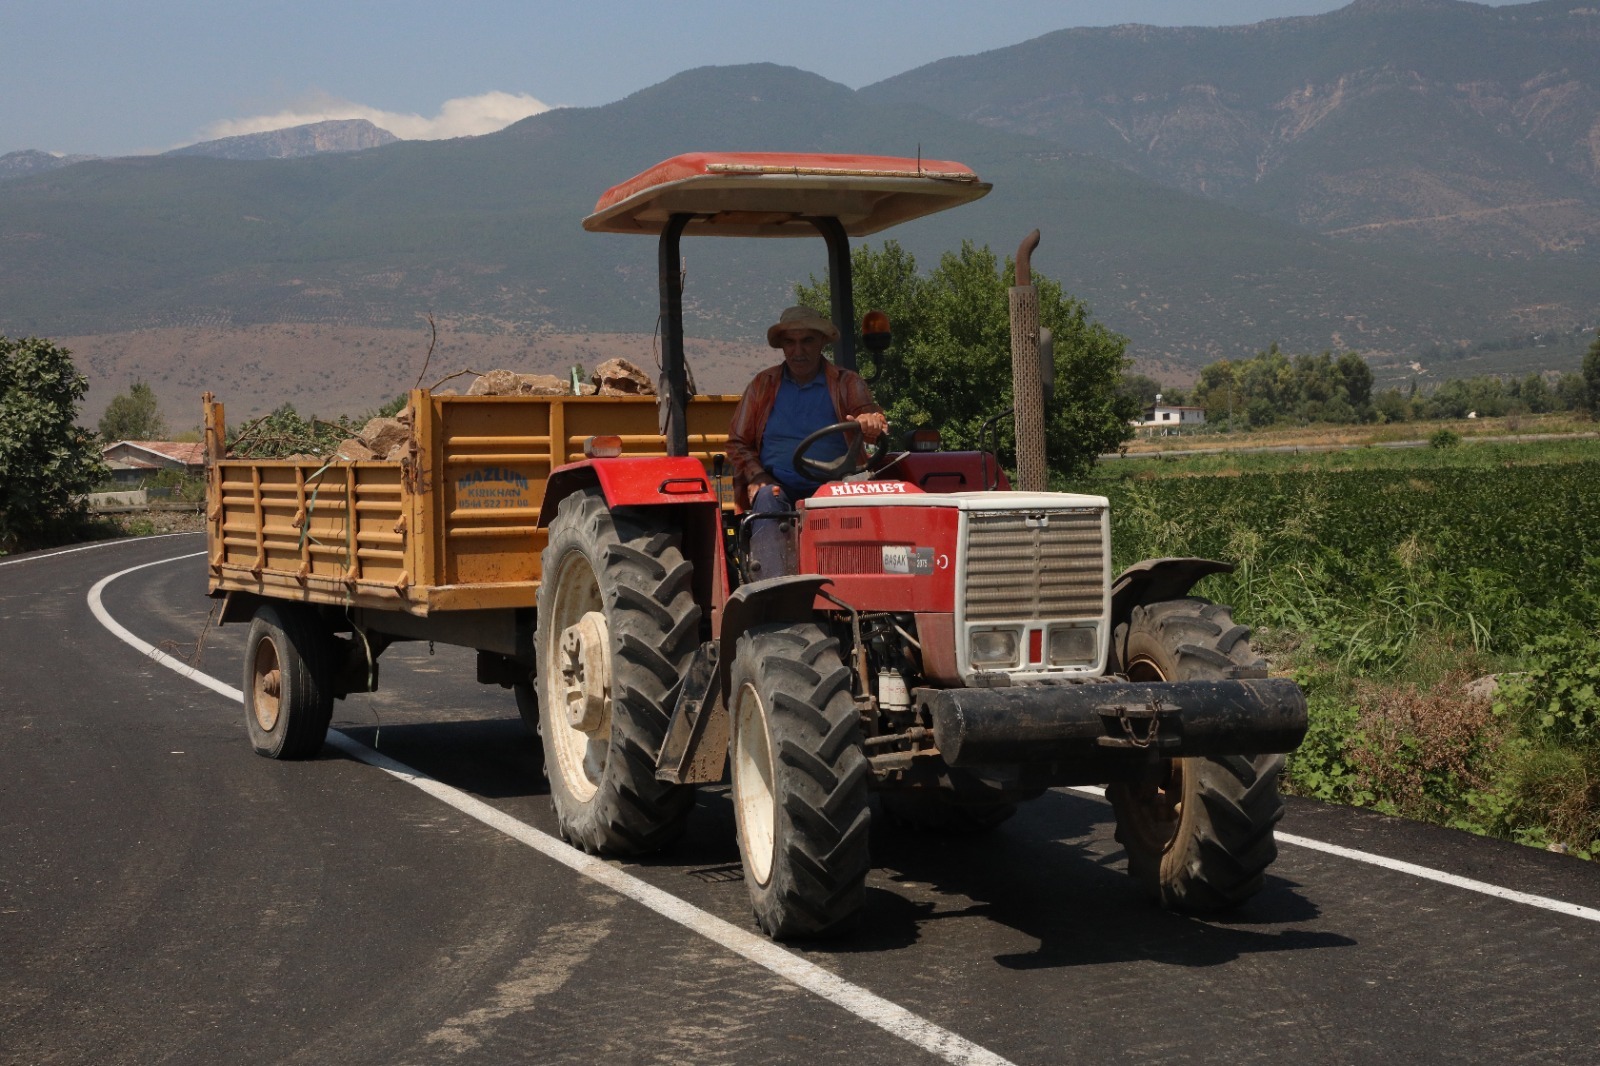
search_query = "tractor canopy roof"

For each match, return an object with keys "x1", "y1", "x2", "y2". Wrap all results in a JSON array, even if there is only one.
[{"x1": 583, "y1": 152, "x2": 990, "y2": 238}]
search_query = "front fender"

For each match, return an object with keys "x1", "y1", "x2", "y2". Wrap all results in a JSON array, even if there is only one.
[
  {"x1": 1109, "y1": 557, "x2": 1234, "y2": 632},
  {"x1": 717, "y1": 575, "x2": 831, "y2": 702}
]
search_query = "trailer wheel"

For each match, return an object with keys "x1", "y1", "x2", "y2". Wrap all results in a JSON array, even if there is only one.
[
  {"x1": 880, "y1": 770, "x2": 1019, "y2": 835},
  {"x1": 1107, "y1": 599, "x2": 1284, "y2": 912},
  {"x1": 729, "y1": 623, "x2": 871, "y2": 939},
  {"x1": 243, "y1": 603, "x2": 334, "y2": 759},
  {"x1": 536, "y1": 488, "x2": 695, "y2": 854}
]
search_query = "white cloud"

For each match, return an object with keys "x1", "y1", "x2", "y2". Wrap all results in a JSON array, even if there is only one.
[{"x1": 194, "y1": 90, "x2": 551, "y2": 143}]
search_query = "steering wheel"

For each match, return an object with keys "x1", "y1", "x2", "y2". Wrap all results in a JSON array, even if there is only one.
[{"x1": 792, "y1": 420, "x2": 884, "y2": 483}]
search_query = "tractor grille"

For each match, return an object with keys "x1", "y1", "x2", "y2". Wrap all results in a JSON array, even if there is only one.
[{"x1": 962, "y1": 509, "x2": 1106, "y2": 622}]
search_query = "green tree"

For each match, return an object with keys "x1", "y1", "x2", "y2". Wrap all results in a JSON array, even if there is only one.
[
  {"x1": 1192, "y1": 360, "x2": 1239, "y2": 422},
  {"x1": 1584, "y1": 330, "x2": 1600, "y2": 416},
  {"x1": 98, "y1": 379, "x2": 167, "y2": 441},
  {"x1": 797, "y1": 240, "x2": 1133, "y2": 481},
  {"x1": 0, "y1": 336, "x2": 107, "y2": 549},
  {"x1": 1372, "y1": 387, "x2": 1411, "y2": 423},
  {"x1": 1336, "y1": 352, "x2": 1374, "y2": 409},
  {"x1": 1516, "y1": 373, "x2": 1552, "y2": 414},
  {"x1": 1118, "y1": 373, "x2": 1165, "y2": 409},
  {"x1": 1555, "y1": 372, "x2": 1588, "y2": 411}
]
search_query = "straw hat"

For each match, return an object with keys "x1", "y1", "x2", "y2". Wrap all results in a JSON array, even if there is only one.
[{"x1": 766, "y1": 305, "x2": 840, "y2": 348}]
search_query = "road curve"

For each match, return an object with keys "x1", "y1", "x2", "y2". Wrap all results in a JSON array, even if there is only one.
[{"x1": 3, "y1": 534, "x2": 1598, "y2": 1065}]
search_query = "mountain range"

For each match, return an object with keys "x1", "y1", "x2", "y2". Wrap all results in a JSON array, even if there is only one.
[
  {"x1": 1, "y1": 0, "x2": 1596, "y2": 421},
  {"x1": 163, "y1": 119, "x2": 399, "y2": 161},
  {"x1": 866, "y1": 0, "x2": 1600, "y2": 257}
]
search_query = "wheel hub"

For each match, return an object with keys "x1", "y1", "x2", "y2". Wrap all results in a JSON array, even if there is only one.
[
  {"x1": 251, "y1": 642, "x2": 283, "y2": 732},
  {"x1": 559, "y1": 611, "x2": 610, "y2": 734}
]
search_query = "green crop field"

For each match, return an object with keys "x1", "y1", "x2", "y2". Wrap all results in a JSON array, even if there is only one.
[{"x1": 1073, "y1": 436, "x2": 1600, "y2": 856}]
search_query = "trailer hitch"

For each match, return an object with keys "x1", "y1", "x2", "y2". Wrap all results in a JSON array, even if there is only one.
[{"x1": 1099, "y1": 694, "x2": 1180, "y2": 751}]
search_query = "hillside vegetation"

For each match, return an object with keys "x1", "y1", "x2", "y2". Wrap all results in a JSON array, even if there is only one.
[{"x1": 867, "y1": 0, "x2": 1600, "y2": 257}]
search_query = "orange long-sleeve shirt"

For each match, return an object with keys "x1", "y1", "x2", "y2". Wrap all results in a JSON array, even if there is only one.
[{"x1": 726, "y1": 359, "x2": 882, "y2": 505}]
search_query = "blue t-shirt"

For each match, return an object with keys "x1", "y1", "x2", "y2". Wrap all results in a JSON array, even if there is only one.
[{"x1": 760, "y1": 371, "x2": 845, "y2": 497}]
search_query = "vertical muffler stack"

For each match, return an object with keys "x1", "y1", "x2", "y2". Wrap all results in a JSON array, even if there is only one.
[{"x1": 1009, "y1": 229, "x2": 1049, "y2": 493}]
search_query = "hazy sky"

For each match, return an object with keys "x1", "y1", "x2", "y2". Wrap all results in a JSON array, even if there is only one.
[{"x1": 2, "y1": 0, "x2": 1525, "y2": 157}]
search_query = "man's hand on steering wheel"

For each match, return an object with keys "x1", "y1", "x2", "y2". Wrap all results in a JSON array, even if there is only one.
[
  {"x1": 852, "y1": 410, "x2": 888, "y2": 442},
  {"x1": 791, "y1": 418, "x2": 889, "y2": 483}
]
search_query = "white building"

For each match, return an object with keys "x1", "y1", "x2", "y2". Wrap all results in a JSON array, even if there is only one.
[{"x1": 1134, "y1": 395, "x2": 1206, "y2": 432}]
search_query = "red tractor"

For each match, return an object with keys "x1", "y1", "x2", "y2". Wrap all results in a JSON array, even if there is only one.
[{"x1": 532, "y1": 152, "x2": 1307, "y2": 939}]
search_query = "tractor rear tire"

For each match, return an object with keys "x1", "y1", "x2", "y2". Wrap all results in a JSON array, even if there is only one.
[
  {"x1": 536, "y1": 488, "x2": 696, "y2": 855},
  {"x1": 729, "y1": 623, "x2": 871, "y2": 939},
  {"x1": 1107, "y1": 598, "x2": 1285, "y2": 912},
  {"x1": 243, "y1": 603, "x2": 335, "y2": 760},
  {"x1": 513, "y1": 680, "x2": 544, "y2": 762}
]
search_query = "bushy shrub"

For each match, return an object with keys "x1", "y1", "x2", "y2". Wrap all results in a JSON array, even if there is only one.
[{"x1": 0, "y1": 336, "x2": 106, "y2": 550}]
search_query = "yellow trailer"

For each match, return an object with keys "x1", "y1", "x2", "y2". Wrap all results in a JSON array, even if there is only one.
[
  {"x1": 205, "y1": 386, "x2": 740, "y2": 757},
  {"x1": 205, "y1": 388, "x2": 739, "y2": 617}
]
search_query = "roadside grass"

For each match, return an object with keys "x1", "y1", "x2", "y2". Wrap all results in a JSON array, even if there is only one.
[{"x1": 1072, "y1": 436, "x2": 1600, "y2": 858}]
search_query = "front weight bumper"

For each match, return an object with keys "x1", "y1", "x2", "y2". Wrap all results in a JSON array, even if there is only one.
[{"x1": 920, "y1": 678, "x2": 1307, "y2": 767}]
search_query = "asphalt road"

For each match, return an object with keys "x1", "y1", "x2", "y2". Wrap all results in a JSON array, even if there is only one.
[{"x1": 3, "y1": 533, "x2": 1598, "y2": 1065}]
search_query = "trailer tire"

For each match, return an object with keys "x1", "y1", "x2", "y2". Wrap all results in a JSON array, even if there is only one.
[
  {"x1": 730, "y1": 623, "x2": 871, "y2": 939},
  {"x1": 536, "y1": 488, "x2": 695, "y2": 855},
  {"x1": 1108, "y1": 599, "x2": 1284, "y2": 912},
  {"x1": 243, "y1": 603, "x2": 335, "y2": 760}
]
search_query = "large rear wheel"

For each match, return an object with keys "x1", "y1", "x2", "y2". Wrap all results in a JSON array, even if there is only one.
[
  {"x1": 513, "y1": 679, "x2": 544, "y2": 763},
  {"x1": 535, "y1": 488, "x2": 696, "y2": 854},
  {"x1": 1108, "y1": 598, "x2": 1284, "y2": 912},
  {"x1": 729, "y1": 623, "x2": 871, "y2": 939}
]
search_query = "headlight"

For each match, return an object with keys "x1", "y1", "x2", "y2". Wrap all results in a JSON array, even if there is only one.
[
  {"x1": 969, "y1": 628, "x2": 1019, "y2": 668},
  {"x1": 1047, "y1": 626, "x2": 1097, "y2": 666}
]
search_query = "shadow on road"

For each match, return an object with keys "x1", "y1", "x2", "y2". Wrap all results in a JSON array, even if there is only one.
[
  {"x1": 315, "y1": 707, "x2": 1356, "y2": 975},
  {"x1": 333, "y1": 717, "x2": 548, "y2": 800},
  {"x1": 817, "y1": 788, "x2": 1356, "y2": 969}
]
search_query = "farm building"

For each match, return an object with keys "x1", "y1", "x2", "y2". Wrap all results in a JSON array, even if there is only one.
[
  {"x1": 1133, "y1": 396, "x2": 1206, "y2": 433},
  {"x1": 101, "y1": 441, "x2": 206, "y2": 485}
]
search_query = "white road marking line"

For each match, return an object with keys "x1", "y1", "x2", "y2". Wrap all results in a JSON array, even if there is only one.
[
  {"x1": 1066, "y1": 786, "x2": 1600, "y2": 924},
  {"x1": 87, "y1": 552, "x2": 1018, "y2": 1066},
  {"x1": 0, "y1": 530, "x2": 202, "y2": 568},
  {"x1": 1270, "y1": 832, "x2": 1600, "y2": 922},
  {"x1": 87, "y1": 552, "x2": 239, "y2": 702}
]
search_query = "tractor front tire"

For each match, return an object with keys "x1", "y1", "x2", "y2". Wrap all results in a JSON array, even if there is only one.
[
  {"x1": 535, "y1": 488, "x2": 696, "y2": 855},
  {"x1": 1107, "y1": 598, "x2": 1285, "y2": 912},
  {"x1": 729, "y1": 623, "x2": 871, "y2": 939},
  {"x1": 243, "y1": 603, "x2": 335, "y2": 759}
]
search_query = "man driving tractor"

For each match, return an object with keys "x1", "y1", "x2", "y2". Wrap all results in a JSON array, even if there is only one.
[{"x1": 726, "y1": 305, "x2": 889, "y2": 577}]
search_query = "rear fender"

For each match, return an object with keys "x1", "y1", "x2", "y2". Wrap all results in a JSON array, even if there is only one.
[{"x1": 537, "y1": 456, "x2": 717, "y2": 527}]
